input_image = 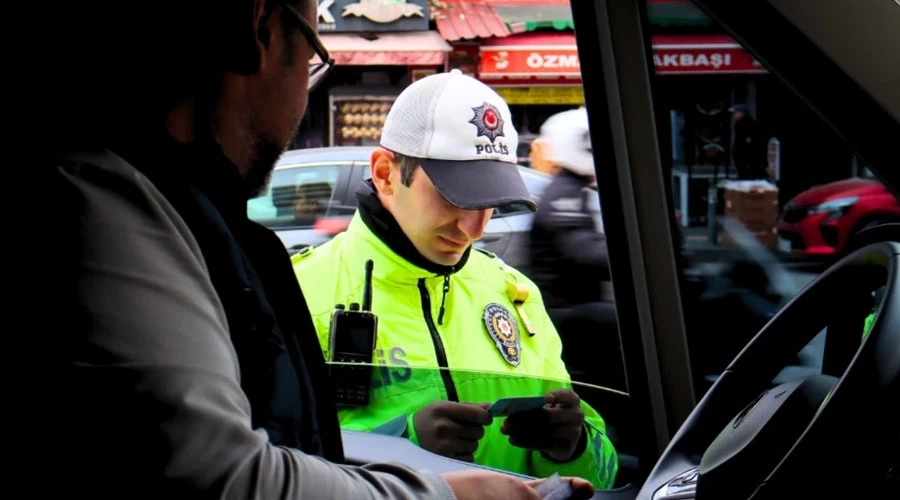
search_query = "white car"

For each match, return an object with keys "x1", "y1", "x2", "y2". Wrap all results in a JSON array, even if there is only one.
[{"x1": 248, "y1": 146, "x2": 556, "y2": 271}]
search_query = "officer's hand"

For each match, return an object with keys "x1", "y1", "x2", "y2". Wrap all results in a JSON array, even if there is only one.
[
  {"x1": 500, "y1": 389, "x2": 586, "y2": 462},
  {"x1": 414, "y1": 401, "x2": 493, "y2": 462}
]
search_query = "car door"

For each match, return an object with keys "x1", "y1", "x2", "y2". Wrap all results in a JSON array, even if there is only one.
[{"x1": 320, "y1": 160, "x2": 370, "y2": 226}]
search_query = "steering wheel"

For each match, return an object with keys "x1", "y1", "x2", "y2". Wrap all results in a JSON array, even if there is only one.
[{"x1": 637, "y1": 241, "x2": 900, "y2": 500}]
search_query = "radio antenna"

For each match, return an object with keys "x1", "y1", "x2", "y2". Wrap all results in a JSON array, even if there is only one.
[{"x1": 361, "y1": 259, "x2": 374, "y2": 312}]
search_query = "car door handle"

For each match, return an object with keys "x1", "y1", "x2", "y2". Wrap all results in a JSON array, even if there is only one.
[{"x1": 478, "y1": 234, "x2": 503, "y2": 243}]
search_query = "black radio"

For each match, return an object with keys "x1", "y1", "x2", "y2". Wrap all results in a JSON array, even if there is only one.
[{"x1": 328, "y1": 259, "x2": 378, "y2": 408}]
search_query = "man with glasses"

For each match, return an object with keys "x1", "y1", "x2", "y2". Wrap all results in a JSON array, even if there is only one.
[{"x1": 35, "y1": 0, "x2": 589, "y2": 498}]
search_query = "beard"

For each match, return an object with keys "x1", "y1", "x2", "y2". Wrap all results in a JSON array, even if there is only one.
[
  {"x1": 242, "y1": 82, "x2": 306, "y2": 198},
  {"x1": 244, "y1": 132, "x2": 289, "y2": 199}
]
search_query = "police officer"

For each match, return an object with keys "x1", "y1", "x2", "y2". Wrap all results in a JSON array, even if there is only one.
[
  {"x1": 526, "y1": 108, "x2": 624, "y2": 391},
  {"x1": 529, "y1": 137, "x2": 561, "y2": 176},
  {"x1": 292, "y1": 71, "x2": 618, "y2": 490}
]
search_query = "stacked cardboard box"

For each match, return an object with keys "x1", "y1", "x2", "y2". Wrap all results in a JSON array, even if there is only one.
[{"x1": 721, "y1": 180, "x2": 779, "y2": 248}]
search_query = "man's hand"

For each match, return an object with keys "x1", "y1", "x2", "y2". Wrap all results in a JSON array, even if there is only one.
[
  {"x1": 443, "y1": 471, "x2": 595, "y2": 500},
  {"x1": 527, "y1": 476, "x2": 596, "y2": 500},
  {"x1": 414, "y1": 401, "x2": 493, "y2": 462},
  {"x1": 500, "y1": 389, "x2": 586, "y2": 462},
  {"x1": 443, "y1": 470, "x2": 541, "y2": 499}
]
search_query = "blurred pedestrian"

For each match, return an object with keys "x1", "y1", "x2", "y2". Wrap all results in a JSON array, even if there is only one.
[
  {"x1": 731, "y1": 104, "x2": 767, "y2": 180},
  {"x1": 527, "y1": 108, "x2": 624, "y2": 391}
]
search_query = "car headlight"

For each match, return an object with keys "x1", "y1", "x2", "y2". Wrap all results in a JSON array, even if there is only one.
[{"x1": 809, "y1": 196, "x2": 858, "y2": 215}]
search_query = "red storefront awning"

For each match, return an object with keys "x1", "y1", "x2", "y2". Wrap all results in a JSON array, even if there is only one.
[
  {"x1": 434, "y1": 2, "x2": 510, "y2": 42},
  {"x1": 317, "y1": 32, "x2": 452, "y2": 66},
  {"x1": 434, "y1": 0, "x2": 576, "y2": 41},
  {"x1": 479, "y1": 32, "x2": 766, "y2": 80}
]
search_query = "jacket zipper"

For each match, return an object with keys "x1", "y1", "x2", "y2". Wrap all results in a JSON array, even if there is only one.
[
  {"x1": 417, "y1": 278, "x2": 459, "y2": 402},
  {"x1": 437, "y1": 274, "x2": 450, "y2": 325}
]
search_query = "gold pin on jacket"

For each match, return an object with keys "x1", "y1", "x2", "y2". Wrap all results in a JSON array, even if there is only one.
[{"x1": 506, "y1": 282, "x2": 536, "y2": 337}]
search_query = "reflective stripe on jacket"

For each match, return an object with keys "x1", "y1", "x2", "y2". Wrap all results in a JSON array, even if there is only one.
[
  {"x1": 292, "y1": 214, "x2": 618, "y2": 488},
  {"x1": 863, "y1": 311, "x2": 876, "y2": 341}
]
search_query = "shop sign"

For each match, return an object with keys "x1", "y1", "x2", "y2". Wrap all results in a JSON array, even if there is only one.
[
  {"x1": 493, "y1": 86, "x2": 584, "y2": 105},
  {"x1": 481, "y1": 48, "x2": 581, "y2": 78},
  {"x1": 317, "y1": 0, "x2": 429, "y2": 32},
  {"x1": 481, "y1": 42, "x2": 766, "y2": 78},
  {"x1": 652, "y1": 46, "x2": 766, "y2": 74}
]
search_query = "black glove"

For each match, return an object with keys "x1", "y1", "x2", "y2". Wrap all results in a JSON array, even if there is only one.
[{"x1": 413, "y1": 401, "x2": 493, "y2": 462}]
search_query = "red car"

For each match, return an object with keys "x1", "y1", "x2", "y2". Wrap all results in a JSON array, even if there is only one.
[{"x1": 777, "y1": 177, "x2": 900, "y2": 257}]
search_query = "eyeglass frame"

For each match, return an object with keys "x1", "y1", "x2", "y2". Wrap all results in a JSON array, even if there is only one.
[{"x1": 282, "y1": 2, "x2": 335, "y2": 91}]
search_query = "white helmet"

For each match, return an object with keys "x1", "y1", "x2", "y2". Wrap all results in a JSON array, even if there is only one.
[{"x1": 537, "y1": 107, "x2": 595, "y2": 177}]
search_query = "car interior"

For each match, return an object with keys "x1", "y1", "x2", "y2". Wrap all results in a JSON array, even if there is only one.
[{"x1": 28, "y1": 1, "x2": 897, "y2": 499}]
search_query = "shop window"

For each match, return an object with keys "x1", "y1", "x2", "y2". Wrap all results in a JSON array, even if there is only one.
[{"x1": 331, "y1": 97, "x2": 395, "y2": 146}]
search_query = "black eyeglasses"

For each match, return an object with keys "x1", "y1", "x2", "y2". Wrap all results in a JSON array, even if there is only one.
[{"x1": 282, "y1": 3, "x2": 335, "y2": 91}]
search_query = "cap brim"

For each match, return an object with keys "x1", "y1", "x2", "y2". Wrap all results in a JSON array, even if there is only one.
[{"x1": 418, "y1": 158, "x2": 537, "y2": 211}]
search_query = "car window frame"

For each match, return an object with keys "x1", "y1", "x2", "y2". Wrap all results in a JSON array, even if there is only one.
[
  {"x1": 249, "y1": 161, "x2": 356, "y2": 230},
  {"x1": 572, "y1": 0, "x2": 694, "y2": 469},
  {"x1": 573, "y1": 0, "x2": 900, "y2": 479}
]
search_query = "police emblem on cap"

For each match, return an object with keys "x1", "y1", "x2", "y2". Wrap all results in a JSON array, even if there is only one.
[
  {"x1": 469, "y1": 102, "x2": 505, "y2": 143},
  {"x1": 483, "y1": 303, "x2": 520, "y2": 366}
]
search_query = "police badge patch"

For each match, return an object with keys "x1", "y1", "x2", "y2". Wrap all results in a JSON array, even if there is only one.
[
  {"x1": 469, "y1": 102, "x2": 505, "y2": 143},
  {"x1": 483, "y1": 303, "x2": 521, "y2": 366}
]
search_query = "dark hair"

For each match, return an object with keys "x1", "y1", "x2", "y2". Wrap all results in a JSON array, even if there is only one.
[
  {"x1": 275, "y1": 2, "x2": 305, "y2": 65},
  {"x1": 392, "y1": 152, "x2": 420, "y2": 187},
  {"x1": 46, "y1": 0, "x2": 305, "y2": 144}
]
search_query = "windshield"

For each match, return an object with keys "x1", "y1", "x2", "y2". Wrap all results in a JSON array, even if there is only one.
[{"x1": 271, "y1": 0, "x2": 897, "y2": 490}]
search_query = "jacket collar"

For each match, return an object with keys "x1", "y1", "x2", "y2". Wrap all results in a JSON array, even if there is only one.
[
  {"x1": 111, "y1": 128, "x2": 250, "y2": 226},
  {"x1": 354, "y1": 180, "x2": 471, "y2": 278}
]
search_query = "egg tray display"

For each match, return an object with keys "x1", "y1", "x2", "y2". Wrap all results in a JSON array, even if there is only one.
[{"x1": 336, "y1": 101, "x2": 391, "y2": 140}]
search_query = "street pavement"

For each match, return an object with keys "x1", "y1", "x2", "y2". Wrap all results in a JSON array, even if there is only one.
[{"x1": 681, "y1": 226, "x2": 822, "y2": 295}]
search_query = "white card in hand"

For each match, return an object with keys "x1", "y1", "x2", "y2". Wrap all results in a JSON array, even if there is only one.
[{"x1": 534, "y1": 473, "x2": 574, "y2": 499}]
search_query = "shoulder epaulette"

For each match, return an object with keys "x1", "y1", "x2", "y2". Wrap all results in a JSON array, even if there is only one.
[
  {"x1": 289, "y1": 245, "x2": 314, "y2": 263},
  {"x1": 474, "y1": 246, "x2": 512, "y2": 269},
  {"x1": 474, "y1": 247, "x2": 498, "y2": 259}
]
